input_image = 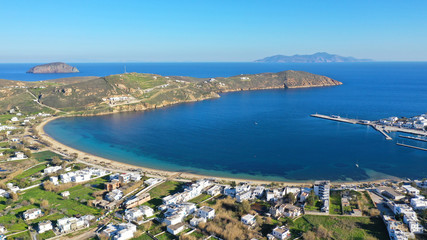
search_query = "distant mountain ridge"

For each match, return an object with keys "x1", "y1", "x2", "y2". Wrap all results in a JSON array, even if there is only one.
[{"x1": 255, "y1": 52, "x2": 373, "y2": 63}]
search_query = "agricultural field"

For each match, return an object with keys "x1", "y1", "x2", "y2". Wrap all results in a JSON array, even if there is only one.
[
  {"x1": 189, "y1": 193, "x2": 211, "y2": 204},
  {"x1": 32, "y1": 150, "x2": 62, "y2": 162},
  {"x1": 64, "y1": 176, "x2": 108, "y2": 201},
  {"x1": 329, "y1": 190, "x2": 342, "y2": 214},
  {"x1": 21, "y1": 187, "x2": 101, "y2": 216},
  {"x1": 301, "y1": 215, "x2": 388, "y2": 240}
]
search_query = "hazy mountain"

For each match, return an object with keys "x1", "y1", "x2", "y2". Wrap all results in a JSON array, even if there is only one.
[{"x1": 255, "y1": 52, "x2": 373, "y2": 63}]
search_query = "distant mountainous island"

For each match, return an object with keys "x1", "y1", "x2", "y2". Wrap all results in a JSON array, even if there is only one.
[
  {"x1": 255, "y1": 52, "x2": 373, "y2": 63},
  {"x1": 27, "y1": 62, "x2": 79, "y2": 74},
  {"x1": 0, "y1": 70, "x2": 341, "y2": 115}
]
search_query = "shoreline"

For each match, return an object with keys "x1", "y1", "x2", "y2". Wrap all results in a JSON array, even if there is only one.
[{"x1": 35, "y1": 114, "x2": 400, "y2": 186}]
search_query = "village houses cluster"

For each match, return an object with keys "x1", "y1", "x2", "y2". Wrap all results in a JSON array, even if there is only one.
[
  {"x1": 376, "y1": 181, "x2": 427, "y2": 240},
  {"x1": 379, "y1": 114, "x2": 427, "y2": 130}
]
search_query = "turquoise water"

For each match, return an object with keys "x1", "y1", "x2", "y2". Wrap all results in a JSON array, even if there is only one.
[{"x1": 29, "y1": 62, "x2": 427, "y2": 181}]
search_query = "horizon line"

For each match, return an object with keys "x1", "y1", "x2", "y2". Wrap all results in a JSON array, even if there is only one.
[{"x1": 3, "y1": 60, "x2": 427, "y2": 64}]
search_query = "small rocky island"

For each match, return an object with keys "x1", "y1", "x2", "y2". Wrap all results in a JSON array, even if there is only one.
[{"x1": 27, "y1": 62, "x2": 79, "y2": 74}]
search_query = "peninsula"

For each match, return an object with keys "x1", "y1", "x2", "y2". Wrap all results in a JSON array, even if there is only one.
[
  {"x1": 255, "y1": 52, "x2": 373, "y2": 63},
  {"x1": 0, "y1": 70, "x2": 341, "y2": 115},
  {"x1": 27, "y1": 62, "x2": 79, "y2": 74}
]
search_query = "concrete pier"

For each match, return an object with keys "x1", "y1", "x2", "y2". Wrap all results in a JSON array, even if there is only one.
[
  {"x1": 396, "y1": 143, "x2": 427, "y2": 151},
  {"x1": 310, "y1": 114, "x2": 361, "y2": 124},
  {"x1": 399, "y1": 135, "x2": 427, "y2": 142},
  {"x1": 311, "y1": 114, "x2": 392, "y2": 140},
  {"x1": 372, "y1": 125, "x2": 393, "y2": 140}
]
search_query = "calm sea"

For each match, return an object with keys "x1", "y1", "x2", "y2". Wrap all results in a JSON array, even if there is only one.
[{"x1": 3, "y1": 62, "x2": 427, "y2": 181}]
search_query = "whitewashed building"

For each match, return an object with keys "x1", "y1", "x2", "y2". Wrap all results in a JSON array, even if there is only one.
[
  {"x1": 197, "y1": 206, "x2": 215, "y2": 220},
  {"x1": 272, "y1": 226, "x2": 291, "y2": 240},
  {"x1": 23, "y1": 208, "x2": 43, "y2": 220},
  {"x1": 241, "y1": 214, "x2": 256, "y2": 226},
  {"x1": 38, "y1": 220, "x2": 53, "y2": 233},
  {"x1": 101, "y1": 223, "x2": 137, "y2": 240}
]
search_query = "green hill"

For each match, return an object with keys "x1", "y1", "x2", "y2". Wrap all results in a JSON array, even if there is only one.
[{"x1": 0, "y1": 70, "x2": 341, "y2": 115}]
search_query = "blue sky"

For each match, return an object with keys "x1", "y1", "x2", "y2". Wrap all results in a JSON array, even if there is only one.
[{"x1": 1, "y1": 1, "x2": 426, "y2": 62}]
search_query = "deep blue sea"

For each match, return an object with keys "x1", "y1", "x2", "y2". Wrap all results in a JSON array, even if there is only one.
[{"x1": 3, "y1": 62, "x2": 427, "y2": 181}]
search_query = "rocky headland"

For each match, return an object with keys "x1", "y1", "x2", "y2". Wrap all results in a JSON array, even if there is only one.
[{"x1": 0, "y1": 70, "x2": 342, "y2": 115}]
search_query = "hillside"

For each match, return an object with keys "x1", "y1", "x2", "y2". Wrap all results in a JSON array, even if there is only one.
[
  {"x1": 0, "y1": 70, "x2": 342, "y2": 115},
  {"x1": 255, "y1": 52, "x2": 372, "y2": 63}
]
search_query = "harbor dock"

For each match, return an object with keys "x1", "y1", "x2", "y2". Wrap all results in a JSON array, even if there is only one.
[
  {"x1": 396, "y1": 143, "x2": 427, "y2": 151},
  {"x1": 310, "y1": 114, "x2": 361, "y2": 124},
  {"x1": 399, "y1": 135, "x2": 427, "y2": 142},
  {"x1": 311, "y1": 114, "x2": 392, "y2": 140},
  {"x1": 372, "y1": 125, "x2": 393, "y2": 140}
]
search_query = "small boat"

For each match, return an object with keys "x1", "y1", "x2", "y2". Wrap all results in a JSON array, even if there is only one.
[
  {"x1": 254, "y1": 122, "x2": 258, "y2": 125},
  {"x1": 355, "y1": 164, "x2": 359, "y2": 168}
]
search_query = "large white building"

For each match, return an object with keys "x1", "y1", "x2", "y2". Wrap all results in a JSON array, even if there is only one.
[
  {"x1": 402, "y1": 185, "x2": 420, "y2": 196},
  {"x1": 56, "y1": 216, "x2": 91, "y2": 233},
  {"x1": 411, "y1": 196, "x2": 427, "y2": 210}
]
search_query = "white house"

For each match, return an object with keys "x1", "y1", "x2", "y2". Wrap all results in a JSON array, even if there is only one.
[
  {"x1": 167, "y1": 222, "x2": 186, "y2": 235},
  {"x1": 190, "y1": 217, "x2": 206, "y2": 227},
  {"x1": 0, "y1": 189, "x2": 9, "y2": 198},
  {"x1": 206, "y1": 185, "x2": 222, "y2": 196},
  {"x1": 402, "y1": 185, "x2": 420, "y2": 196},
  {"x1": 38, "y1": 220, "x2": 53, "y2": 233},
  {"x1": 140, "y1": 205, "x2": 154, "y2": 217},
  {"x1": 266, "y1": 190, "x2": 276, "y2": 202},
  {"x1": 144, "y1": 178, "x2": 161, "y2": 186},
  {"x1": 252, "y1": 186, "x2": 265, "y2": 199},
  {"x1": 23, "y1": 208, "x2": 43, "y2": 220},
  {"x1": 119, "y1": 174, "x2": 131, "y2": 183},
  {"x1": 272, "y1": 226, "x2": 291, "y2": 240},
  {"x1": 124, "y1": 208, "x2": 144, "y2": 222},
  {"x1": 241, "y1": 214, "x2": 256, "y2": 226},
  {"x1": 61, "y1": 191, "x2": 70, "y2": 198},
  {"x1": 101, "y1": 223, "x2": 137, "y2": 240},
  {"x1": 197, "y1": 206, "x2": 215, "y2": 220},
  {"x1": 44, "y1": 166, "x2": 62, "y2": 174},
  {"x1": 129, "y1": 173, "x2": 141, "y2": 181},
  {"x1": 50, "y1": 176, "x2": 59, "y2": 185},
  {"x1": 236, "y1": 190, "x2": 252, "y2": 203},
  {"x1": 9, "y1": 152, "x2": 27, "y2": 161},
  {"x1": 11, "y1": 117, "x2": 18, "y2": 122},
  {"x1": 106, "y1": 189, "x2": 123, "y2": 202},
  {"x1": 164, "y1": 214, "x2": 183, "y2": 226},
  {"x1": 411, "y1": 196, "x2": 427, "y2": 210}
]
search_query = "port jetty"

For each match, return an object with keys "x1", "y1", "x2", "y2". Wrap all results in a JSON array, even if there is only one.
[{"x1": 311, "y1": 113, "x2": 427, "y2": 142}]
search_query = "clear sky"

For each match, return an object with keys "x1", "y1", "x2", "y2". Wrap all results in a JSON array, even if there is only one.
[{"x1": 1, "y1": 0, "x2": 426, "y2": 62}]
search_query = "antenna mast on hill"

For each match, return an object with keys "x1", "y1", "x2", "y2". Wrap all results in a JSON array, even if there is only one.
[{"x1": 124, "y1": 65, "x2": 127, "y2": 74}]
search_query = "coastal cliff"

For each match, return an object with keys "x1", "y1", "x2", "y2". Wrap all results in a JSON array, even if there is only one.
[
  {"x1": 27, "y1": 62, "x2": 79, "y2": 74},
  {"x1": 0, "y1": 70, "x2": 341, "y2": 114}
]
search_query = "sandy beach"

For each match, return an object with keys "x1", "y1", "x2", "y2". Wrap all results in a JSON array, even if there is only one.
[{"x1": 35, "y1": 115, "x2": 399, "y2": 186}]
